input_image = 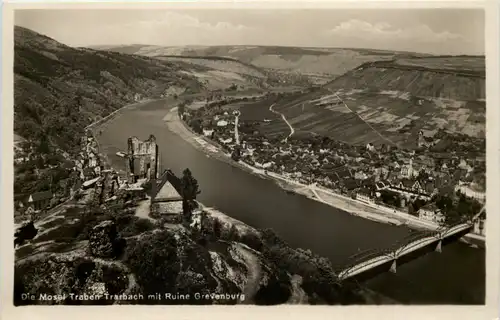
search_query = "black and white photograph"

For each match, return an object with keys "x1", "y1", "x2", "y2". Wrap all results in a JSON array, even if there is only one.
[{"x1": 2, "y1": 2, "x2": 499, "y2": 317}]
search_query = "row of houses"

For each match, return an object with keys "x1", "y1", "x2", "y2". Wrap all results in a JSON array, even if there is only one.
[
  {"x1": 356, "y1": 178, "x2": 485, "y2": 227},
  {"x1": 355, "y1": 187, "x2": 445, "y2": 224}
]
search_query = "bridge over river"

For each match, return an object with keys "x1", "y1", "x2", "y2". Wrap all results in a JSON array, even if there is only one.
[
  {"x1": 335, "y1": 207, "x2": 485, "y2": 282},
  {"x1": 96, "y1": 97, "x2": 485, "y2": 303}
]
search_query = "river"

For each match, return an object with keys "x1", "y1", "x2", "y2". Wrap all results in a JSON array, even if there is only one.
[{"x1": 96, "y1": 99, "x2": 485, "y2": 304}]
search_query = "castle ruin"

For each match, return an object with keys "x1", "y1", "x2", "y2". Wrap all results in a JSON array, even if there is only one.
[{"x1": 125, "y1": 135, "x2": 160, "y2": 183}]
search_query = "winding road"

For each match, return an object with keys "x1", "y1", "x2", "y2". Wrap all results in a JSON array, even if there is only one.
[{"x1": 269, "y1": 103, "x2": 295, "y2": 142}]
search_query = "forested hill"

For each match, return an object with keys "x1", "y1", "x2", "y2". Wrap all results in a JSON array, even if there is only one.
[{"x1": 14, "y1": 26, "x2": 202, "y2": 152}]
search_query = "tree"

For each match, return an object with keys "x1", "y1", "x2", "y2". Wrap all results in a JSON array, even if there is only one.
[
  {"x1": 417, "y1": 170, "x2": 429, "y2": 181},
  {"x1": 178, "y1": 103, "x2": 185, "y2": 113},
  {"x1": 14, "y1": 221, "x2": 38, "y2": 247},
  {"x1": 189, "y1": 119, "x2": 203, "y2": 134},
  {"x1": 225, "y1": 225, "x2": 239, "y2": 242},
  {"x1": 434, "y1": 193, "x2": 453, "y2": 213},
  {"x1": 408, "y1": 204, "x2": 415, "y2": 216},
  {"x1": 180, "y1": 168, "x2": 201, "y2": 222},
  {"x1": 444, "y1": 209, "x2": 462, "y2": 225},
  {"x1": 231, "y1": 146, "x2": 241, "y2": 161},
  {"x1": 36, "y1": 134, "x2": 51, "y2": 154},
  {"x1": 124, "y1": 231, "x2": 180, "y2": 303}
]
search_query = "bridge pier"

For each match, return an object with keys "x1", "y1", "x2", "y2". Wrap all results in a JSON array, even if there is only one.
[
  {"x1": 390, "y1": 260, "x2": 397, "y2": 273},
  {"x1": 435, "y1": 240, "x2": 442, "y2": 253}
]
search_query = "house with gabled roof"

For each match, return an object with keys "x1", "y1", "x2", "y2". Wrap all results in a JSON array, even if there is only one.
[
  {"x1": 386, "y1": 178, "x2": 431, "y2": 201},
  {"x1": 356, "y1": 187, "x2": 374, "y2": 204},
  {"x1": 354, "y1": 170, "x2": 368, "y2": 180},
  {"x1": 418, "y1": 203, "x2": 445, "y2": 224},
  {"x1": 27, "y1": 191, "x2": 53, "y2": 211}
]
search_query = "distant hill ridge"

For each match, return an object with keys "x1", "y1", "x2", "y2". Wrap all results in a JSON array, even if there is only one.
[
  {"x1": 14, "y1": 26, "x2": 204, "y2": 152},
  {"x1": 353, "y1": 59, "x2": 485, "y2": 78},
  {"x1": 265, "y1": 54, "x2": 485, "y2": 148},
  {"x1": 325, "y1": 57, "x2": 485, "y2": 100},
  {"x1": 96, "y1": 44, "x2": 442, "y2": 84},
  {"x1": 155, "y1": 54, "x2": 265, "y2": 73}
]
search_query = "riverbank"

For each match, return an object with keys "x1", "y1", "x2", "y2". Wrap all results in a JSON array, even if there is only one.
[
  {"x1": 165, "y1": 107, "x2": 410, "y2": 227},
  {"x1": 85, "y1": 98, "x2": 156, "y2": 131},
  {"x1": 89, "y1": 99, "x2": 269, "y2": 231},
  {"x1": 167, "y1": 106, "x2": 484, "y2": 243},
  {"x1": 92, "y1": 97, "x2": 485, "y2": 304}
]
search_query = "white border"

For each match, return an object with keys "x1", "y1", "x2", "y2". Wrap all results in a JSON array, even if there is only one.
[{"x1": 1, "y1": 1, "x2": 499, "y2": 320}]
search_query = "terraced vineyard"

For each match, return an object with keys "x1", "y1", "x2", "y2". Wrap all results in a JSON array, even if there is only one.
[
  {"x1": 255, "y1": 57, "x2": 486, "y2": 148},
  {"x1": 155, "y1": 55, "x2": 269, "y2": 91}
]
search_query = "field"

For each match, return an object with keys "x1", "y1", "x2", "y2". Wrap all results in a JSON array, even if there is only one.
[
  {"x1": 98, "y1": 44, "x2": 487, "y2": 149},
  {"x1": 237, "y1": 57, "x2": 486, "y2": 147},
  {"x1": 230, "y1": 97, "x2": 279, "y2": 121},
  {"x1": 153, "y1": 56, "x2": 268, "y2": 91},
  {"x1": 394, "y1": 56, "x2": 485, "y2": 74},
  {"x1": 97, "y1": 45, "x2": 427, "y2": 84},
  {"x1": 156, "y1": 56, "x2": 266, "y2": 77}
]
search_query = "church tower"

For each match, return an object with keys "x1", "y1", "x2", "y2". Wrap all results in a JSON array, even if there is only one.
[{"x1": 408, "y1": 157, "x2": 414, "y2": 178}]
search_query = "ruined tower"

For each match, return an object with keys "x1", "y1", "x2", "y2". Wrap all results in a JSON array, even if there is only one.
[{"x1": 125, "y1": 135, "x2": 159, "y2": 183}]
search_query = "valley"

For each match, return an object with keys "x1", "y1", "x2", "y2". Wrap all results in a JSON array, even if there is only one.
[{"x1": 13, "y1": 23, "x2": 486, "y2": 307}]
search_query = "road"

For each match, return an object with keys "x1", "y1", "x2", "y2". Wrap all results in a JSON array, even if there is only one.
[{"x1": 269, "y1": 103, "x2": 295, "y2": 142}]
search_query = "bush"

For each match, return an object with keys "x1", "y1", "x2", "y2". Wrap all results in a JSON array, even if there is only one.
[
  {"x1": 124, "y1": 231, "x2": 181, "y2": 303},
  {"x1": 14, "y1": 222, "x2": 38, "y2": 247},
  {"x1": 253, "y1": 268, "x2": 291, "y2": 305},
  {"x1": 239, "y1": 232, "x2": 263, "y2": 252},
  {"x1": 74, "y1": 192, "x2": 84, "y2": 201},
  {"x1": 120, "y1": 218, "x2": 155, "y2": 237},
  {"x1": 258, "y1": 228, "x2": 357, "y2": 304}
]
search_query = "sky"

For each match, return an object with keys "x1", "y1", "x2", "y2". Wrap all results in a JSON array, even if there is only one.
[{"x1": 15, "y1": 8, "x2": 485, "y2": 55}]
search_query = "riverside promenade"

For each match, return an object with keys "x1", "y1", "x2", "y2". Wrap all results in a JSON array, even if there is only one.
[{"x1": 167, "y1": 106, "x2": 485, "y2": 243}]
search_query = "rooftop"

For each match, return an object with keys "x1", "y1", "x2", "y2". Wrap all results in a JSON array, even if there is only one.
[
  {"x1": 419, "y1": 203, "x2": 440, "y2": 212},
  {"x1": 155, "y1": 180, "x2": 182, "y2": 201},
  {"x1": 14, "y1": 134, "x2": 26, "y2": 144},
  {"x1": 28, "y1": 191, "x2": 53, "y2": 202}
]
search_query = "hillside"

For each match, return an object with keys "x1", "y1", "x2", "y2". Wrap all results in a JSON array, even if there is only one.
[
  {"x1": 14, "y1": 26, "x2": 204, "y2": 152},
  {"x1": 154, "y1": 55, "x2": 271, "y2": 91},
  {"x1": 13, "y1": 27, "x2": 373, "y2": 305},
  {"x1": 93, "y1": 45, "x2": 430, "y2": 85},
  {"x1": 257, "y1": 56, "x2": 486, "y2": 149},
  {"x1": 14, "y1": 199, "x2": 367, "y2": 305}
]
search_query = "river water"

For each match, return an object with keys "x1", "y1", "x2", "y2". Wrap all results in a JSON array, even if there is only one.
[{"x1": 97, "y1": 99, "x2": 485, "y2": 304}]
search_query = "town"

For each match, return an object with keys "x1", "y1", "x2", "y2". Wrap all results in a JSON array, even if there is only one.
[
  {"x1": 10, "y1": 8, "x2": 490, "y2": 308},
  {"x1": 180, "y1": 99, "x2": 486, "y2": 236}
]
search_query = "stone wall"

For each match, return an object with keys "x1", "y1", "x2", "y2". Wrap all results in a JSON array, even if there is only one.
[{"x1": 125, "y1": 135, "x2": 160, "y2": 183}]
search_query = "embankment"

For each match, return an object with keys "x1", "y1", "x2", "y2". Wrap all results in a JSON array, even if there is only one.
[
  {"x1": 168, "y1": 106, "x2": 485, "y2": 243},
  {"x1": 166, "y1": 107, "x2": 418, "y2": 229}
]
